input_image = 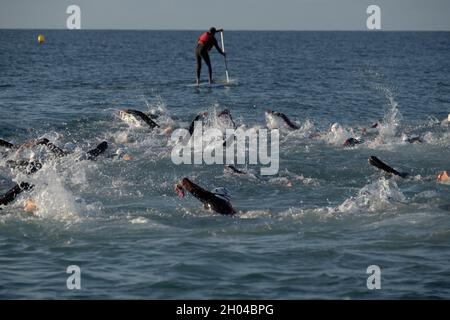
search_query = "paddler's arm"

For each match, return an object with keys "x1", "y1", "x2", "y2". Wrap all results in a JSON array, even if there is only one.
[{"x1": 213, "y1": 38, "x2": 225, "y2": 56}]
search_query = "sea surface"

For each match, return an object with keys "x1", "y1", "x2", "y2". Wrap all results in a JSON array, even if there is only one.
[{"x1": 1, "y1": 30, "x2": 450, "y2": 299}]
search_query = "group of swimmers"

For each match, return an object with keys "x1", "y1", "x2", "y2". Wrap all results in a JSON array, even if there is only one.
[
  {"x1": 1, "y1": 108, "x2": 449, "y2": 216},
  {"x1": 0, "y1": 137, "x2": 109, "y2": 211}
]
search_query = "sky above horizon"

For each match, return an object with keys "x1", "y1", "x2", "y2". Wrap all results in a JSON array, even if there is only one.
[{"x1": 1, "y1": 0, "x2": 449, "y2": 31}]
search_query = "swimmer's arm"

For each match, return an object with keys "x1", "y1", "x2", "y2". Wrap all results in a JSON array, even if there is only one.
[
  {"x1": 275, "y1": 112, "x2": 299, "y2": 130},
  {"x1": 0, "y1": 182, "x2": 33, "y2": 206},
  {"x1": 144, "y1": 116, "x2": 159, "y2": 129},
  {"x1": 188, "y1": 112, "x2": 207, "y2": 135},
  {"x1": 181, "y1": 178, "x2": 215, "y2": 204},
  {"x1": 47, "y1": 143, "x2": 69, "y2": 157},
  {"x1": 369, "y1": 156, "x2": 408, "y2": 178},
  {"x1": 36, "y1": 139, "x2": 68, "y2": 158},
  {"x1": 0, "y1": 139, "x2": 15, "y2": 149},
  {"x1": 137, "y1": 111, "x2": 159, "y2": 129},
  {"x1": 85, "y1": 141, "x2": 108, "y2": 160}
]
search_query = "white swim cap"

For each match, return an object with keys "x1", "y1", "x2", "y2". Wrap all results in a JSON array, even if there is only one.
[
  {"x1": 116, "y1": 148, "x2": 126, "y2": 156},
  {"x1": 211, "y1": 187, "x2": 231, "y2": 203},
  {"x1": 401, "y1": 134, "x2": 408, "y2": 142},
  {"x1": 331, "y1": 123, "x2": 339, "y2": 133}
]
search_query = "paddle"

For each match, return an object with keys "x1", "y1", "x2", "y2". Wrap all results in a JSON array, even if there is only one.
[{"x1": 220, "y1": 31, "x2": 230, "y2": 84}]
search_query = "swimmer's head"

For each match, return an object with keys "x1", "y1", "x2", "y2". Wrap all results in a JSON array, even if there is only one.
[
  {"x1": 331, "y1": 123, "x2": 340, "y2": 133},
  {"x1": 162, "y1": 127, "x2": 174, "y2": 136},
  {"x1": 437, "y1": 171, "x2": 450, "y2": 184},
  {"x1": 401, "y1": 134, "x2": 409, "y2": 142},
  {"x1": 212, "y1": 187, "x2": 231, "y2": 203},
  {"x1": 116, "y1": 148, "x2": 132, "y2": 161},
  {"x1": 24, "y1": 199, "x2": 37, "y2": 214}
]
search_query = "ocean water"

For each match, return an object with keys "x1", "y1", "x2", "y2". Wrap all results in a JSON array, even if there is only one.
[{"x1": 1, "y1": 30, "x2": 450, "y2": 299}]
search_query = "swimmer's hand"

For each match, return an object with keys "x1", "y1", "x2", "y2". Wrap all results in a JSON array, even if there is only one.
[{"x1": 174, "y1": 183, "x2": 185, "y2": 198}]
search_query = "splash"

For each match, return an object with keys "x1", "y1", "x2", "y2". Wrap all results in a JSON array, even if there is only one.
[
  {"x1": 337, "y1": 177, "x2": 406, "y2": 214},
  {"x1": 7, "y1": 153, "x2": 102, "y2": 223},
  {"x1": 320, "y1": 122, "x2": 355, "y2": 146},
  {"x1": 377, "y1": 87, "x2": 403, "y2": 139}
]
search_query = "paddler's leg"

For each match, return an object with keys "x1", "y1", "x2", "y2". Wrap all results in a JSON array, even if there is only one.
[
  {"x1": 195, "y1": 46, "x2": 202, "y2": 85},
  {"x1": 201, "y1": 49, "x2": 213, "y2": 84}
]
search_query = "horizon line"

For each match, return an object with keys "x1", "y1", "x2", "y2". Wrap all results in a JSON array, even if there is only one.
[{"x1": 1, "y1": 28, "x2": 450, "y2": 32}]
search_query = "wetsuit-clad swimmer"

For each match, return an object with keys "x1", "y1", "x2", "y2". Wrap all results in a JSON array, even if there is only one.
[
  {"x1": 265, "y1": 110, "x2": 300, "y2": 130},
  {"x1": 117, "y1": 109, "x2": 160, "y2": 129},
  {"x1": 224, "y1": 164, "x2": 247, "y2": 176},
  {"x1": 174, "y1": 178, "x2": 235, "y2": 215},
  {"x1": 343, "y1": 137, "x2": 364, "y2": 147},
  {"x1": 195, "y1": 27, "x2": 225, "y2": 85},
  {"x1": 344, "y1": 135, "x2": 422, "y2": 147},
  {"x1": 4, "y1": 141, "x2": 109, "y2": 174},
  {"x1": 0, "y1": 141, "x2": 109, "y2": 210},
  {"x1": 0, "y1": 137, "x2": 67, "y2": 157}
]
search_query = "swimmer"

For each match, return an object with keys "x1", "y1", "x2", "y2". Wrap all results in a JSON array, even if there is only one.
[
  {"x1": 174, "y1": 178, "x2": 235, "y2": 215},
  {"x1": 117, "y1": 109, "x2": 160, "y2": 129},
  {"x1": 0, "y1": 137, "x2": 67, "y2": 157},
  {"x1": 265, "y1": 110, "x2": 299, "y2": 130},
  {"x1": 437, "y1": 171, "x2": 450, "y2": 184},
  {"x1": 343, "y1": 137, "x2": 363, "y2": 147}
]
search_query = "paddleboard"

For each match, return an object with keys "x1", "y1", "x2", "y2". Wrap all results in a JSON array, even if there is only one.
[{"x1": 186, "y1": 79, "x2": 237, "y2": 88}]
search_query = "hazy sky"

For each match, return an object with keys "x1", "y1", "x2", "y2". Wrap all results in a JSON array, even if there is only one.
[{"x1": 1, "y1": 0, "x2": 449, "y2": 30}]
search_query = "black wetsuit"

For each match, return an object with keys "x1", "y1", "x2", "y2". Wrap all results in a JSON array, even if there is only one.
[
  {"x1": 181, "y1": 178, "x2": 235, "y2": 215},
  {"x1": 271, "y1": 111, "x2": 299, "y2": 130},
  {"x1": 188, "y1": 112, "x2": 208, "y2": 135},
  {"x1": 0, "y1": 139, "x2": 14, "y2": 149},
  {"x1": 195, "y1": 32, "x2": 224, "y2": 82},
  {"x1": 0, "y1": 182, "x2": 33, "y2": 207},
  {"x1": 368, "y1": 156, "x2": 409, "y2": 178},
  {"x1": 122, "y1": 109, "x2": 159, "y2": 129}
]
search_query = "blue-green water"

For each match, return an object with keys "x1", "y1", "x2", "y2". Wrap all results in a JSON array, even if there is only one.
[{"x1": 1, "y1": 30, "x2": 450, "y2": 299}]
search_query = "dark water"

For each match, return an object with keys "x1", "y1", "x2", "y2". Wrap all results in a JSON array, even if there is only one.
[{"x1": 1, "y1": 30, "x2": 450, "y2": 299}]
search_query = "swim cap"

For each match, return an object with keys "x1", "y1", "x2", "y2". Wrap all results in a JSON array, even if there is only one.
[
  {"x1": 116, "y1": 148, "x2": 126, "y2": 156},
  {"x1": 331, "y1": 123, "x2": 339, "y2": 133},
  {"x1": 211, "y1": 187, "x2": 231, "y2": 202}
]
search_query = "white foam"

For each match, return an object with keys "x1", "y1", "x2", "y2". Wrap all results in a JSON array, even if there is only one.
[
  {"x1": 130, "y1": 217, "x2": 149, "y2": 224},
  {"x1": 337, "y1": 177, "x2": 406, "y2": 214}
]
